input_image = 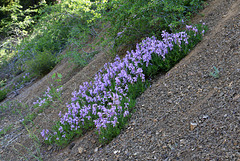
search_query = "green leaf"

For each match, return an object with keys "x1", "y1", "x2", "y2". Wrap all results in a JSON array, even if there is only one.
[
  {"x1": 52, "y1": 73, "x2": 56, "y2": 79},
  {"x1": 57, "y1": 73, "x2": 62, "y2": 79},
  {"x1": 56, "y1": 79, "x2": 61, "y2": 82}
]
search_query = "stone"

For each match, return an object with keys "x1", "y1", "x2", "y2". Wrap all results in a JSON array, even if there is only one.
[
  {"x1": 167, "y1": 100, "x2": 172, "y2": 104},
  {"x1": 190, "y1": 122, "x2": 198, "y2": 131},
  {"x1": 203, "y1": 115, "x2": 209, "y2": 119},
  {"x1": 94, "y1": 147, "x2": 98, "y2": 152},
  {"x1": 134, "y1": 152, "x2": 139, "y2": 156},
  {"x1": 114, "y1": 150, "x2": 120, "y2": 154},
  {"x1": 78, "y1": 147, "x2": 84, "y2": 154},
  {"x1": 233, "y1": 94, "x2": 240, "y2": 101}
]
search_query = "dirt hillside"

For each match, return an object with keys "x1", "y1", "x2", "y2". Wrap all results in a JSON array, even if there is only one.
[{"x1": 0, "y1": 0, "x2": 239, "y2": 160}]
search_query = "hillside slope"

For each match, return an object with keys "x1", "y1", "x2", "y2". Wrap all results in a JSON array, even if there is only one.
[
  {"x1": 0, "y1": 0, "x2": 239, "y2": 160},
  {"x1": 89, "y1": 0, "x2": 240, "y2": 160}
]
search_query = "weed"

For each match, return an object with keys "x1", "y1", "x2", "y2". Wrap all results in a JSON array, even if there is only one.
[
  {"x1": 18, "y1": 73, "x2": 64, "y2": 125},
  {"x1": 0, "y1": 89, "x2": 7, "y2": 102},
  {"x1": 0, "y1": 79, "x2": 7, "y2": 87},
  {"x1": 25, "y1": 51, "x2": 57, "y2": 76},
  {"x1": 0, "y1": 124, "x2": 13, "y2": 136},
  {"x1": 209, "y1": 66, "x2": 220, "y2": 78},
  {"x1": 13, "y1": 121, "x2": 43, "y2": 161}
]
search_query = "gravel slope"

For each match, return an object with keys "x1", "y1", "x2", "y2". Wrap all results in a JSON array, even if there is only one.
[
  {"x1": 88, "y1": 0, "x2": 240, "y2": 160},
  {"x1": 1, "y1": 0, "x2": 239, "y2": 160}
]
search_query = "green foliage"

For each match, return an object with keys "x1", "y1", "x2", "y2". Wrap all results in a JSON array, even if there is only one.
[
  {"x1": 99, "y1": 0, "x2": 205, "y2": 54},
  {"x1": 1, "y1": 0, "x2": 206, "y2": 85},
  {"x1": 25, "y1": 51, "x2": 56, "y2": 76},
  {"x1": 17, "y1": 0, "x2": 102, "y2": 73},
  {"x1": 141, "y1": 24, "x2": 208, "y2": 77},
  {"x1": 0, "y1": 0, "x2": 13, "y2": 7},
  {"x1": 0, "y1": 124, "x2": 13, "y2": 136},
  {"x1": 0, "y1": 79, "x2": 7, "y2": 87},
  {"x1": 0, "y1": 89, "x2": 7, "y2": 102},
  {"x1": 0, "y1": 0, "x2": 46, "y2": 78},
  {"x1": 0, "y1": 0, "x2": 40, "y2": 38},
  {"x1": 21, "y1": 73, "x2": 63, "y2": 125},
  {"x1": 55, "y1": 0, "x2": 102, "y2": 66}
]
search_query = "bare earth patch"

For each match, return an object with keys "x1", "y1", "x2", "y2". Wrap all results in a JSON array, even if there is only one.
[{"x1": 0, "y1": 0, "x2": 239, "y2": 160}]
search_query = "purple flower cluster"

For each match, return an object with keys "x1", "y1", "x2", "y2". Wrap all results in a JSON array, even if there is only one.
[
  {"x1": 186, "y1": 24, "x2": 202, "y2": 36},
  {"x1": 42, "y1": 25, "x2": 205, "y2": 142},
  {"x1": 58, "y1": 53, "x2": 145, "y2": 133},
  {"x1": 33, "y1": 86, "x2": 52, "y2": 107},
  {"x1": 33, "y1": 85, "x2": 62, "y2": 108},
  {"x1": 41, "y1": 129, "x2": 49, "y2": 140},
  {"x1": 23, "y1": 73, "x2": 30, "y2": 79},
  {"x1": 135, "y1": 30, "x2": 189, "y2": 63}
]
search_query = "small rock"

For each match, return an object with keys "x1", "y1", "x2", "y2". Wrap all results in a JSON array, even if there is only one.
[
  {"x1": 131, "y1": 121, "x2": 136, "y2": 125},
  {"x1": 233, "y1": 94, "x2": 240, "y2": 101},
  {"x1": 114, "y1": 150, "x2": 120, "y2": 154},
  {"x1": 233, "y1": 141, "x2": 238, "y2": 146},
  {"x1": 64, "y1": 158, "x2": 69, "y2": 161},
  {"x1": 78, "y1": 147, "x2": 84, "y2": 154},
  {"x1": 162, "y1": 145, "x2": 167, "y2": 149},
  {"x1": 167, "y1": 100, "x2": 172, "y2": 104},
  {"x1": 190, "y1": 122, "x2": 198, "y2": 131},
  {"x1": 168, "y1": 144, "x2": 174, "y2": 150},
  {"x1": 94, "y1": 147, "x2": 98, "y2": 152},
  {"x1": 134, "y1": 152, "x2": 139, "y2": 156},
  {"x1": 203, "y1": 115, "x2": 209, "y2": 119},
  {"x1": 180, "y1": 139, "x2": 186, "y2": 146},
  {"x1": 222, "y1": 139, "x2": 226, "y2": 145}
]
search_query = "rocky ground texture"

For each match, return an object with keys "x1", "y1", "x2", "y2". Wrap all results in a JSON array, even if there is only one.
[{"x1": 0, "y1": 0, "x2": 239, "y2": 160}]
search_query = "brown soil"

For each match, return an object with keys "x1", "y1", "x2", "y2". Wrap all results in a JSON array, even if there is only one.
[{"x1": 0, "y1": 0, "x2": 239, "y2": 160}]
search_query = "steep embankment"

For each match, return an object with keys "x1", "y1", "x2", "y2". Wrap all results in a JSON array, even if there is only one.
[
  {"x1": 0, "y1": 0, "x2": 239, "y2": 160},
  {"x1": 89, "y1": 0, "x2": 240, "y2": 160}
]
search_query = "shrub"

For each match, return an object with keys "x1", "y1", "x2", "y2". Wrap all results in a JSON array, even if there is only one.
[
  {"x1": 99, "y1": 0, "x2": 205, "y2": 54},
  {"x1": 17, "y1": 0, "x2": 102, "y2": 69},
  {"x1": 0, "y1": 0, "x2": 42, "y2": 38},
  {"x1": 25, "y1": 51, "x2": 56, "y2": 76}
]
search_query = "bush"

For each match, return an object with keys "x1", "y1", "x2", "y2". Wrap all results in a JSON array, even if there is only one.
[
  {"x1": 25, "y1": 51, "x2": 56, "y2": 76},
  {"x1": 17, "y1": 0, "x2": 102, "y2": 70},
  {"x1": 0, "y1": 0, "x2": 42, "y2": 38},
  {"x1": 99, "y1": 0, "x2": 205, "y2": 54}
]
